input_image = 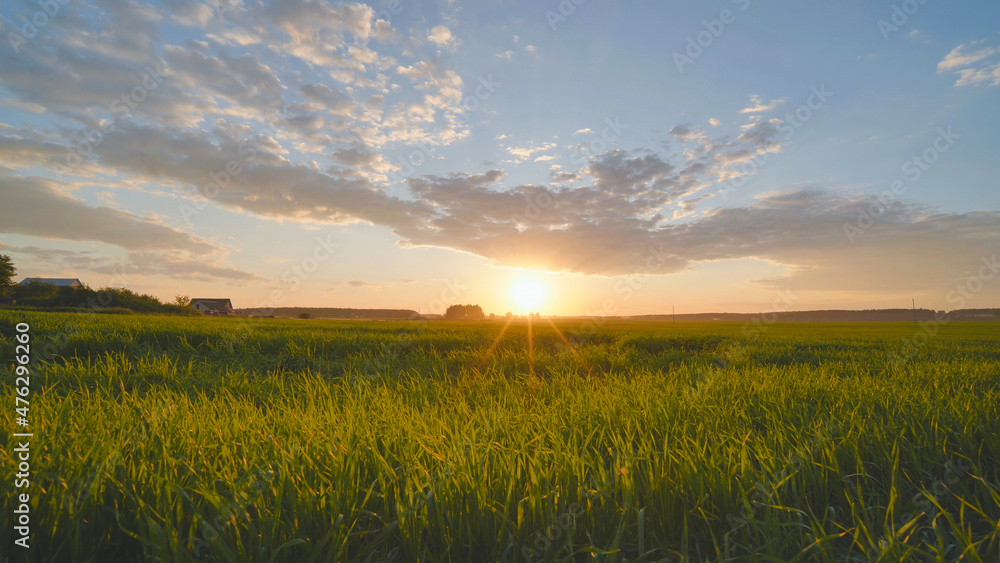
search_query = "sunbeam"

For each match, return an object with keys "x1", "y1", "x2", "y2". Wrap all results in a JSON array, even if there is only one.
[
  {"x1": 544, "y1": 317, "x2": 589, "y2": 371},
  {"x1": 528, "y1": 314, "x2": 534, "y2": 376},
  {"x1": 476, "y1": 314, "x2": 515, "y2": 372}
]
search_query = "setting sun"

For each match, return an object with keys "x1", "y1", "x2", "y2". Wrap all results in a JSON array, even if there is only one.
[{"x1": 509, "y1": 278, "x2": 547, "y2": 313}]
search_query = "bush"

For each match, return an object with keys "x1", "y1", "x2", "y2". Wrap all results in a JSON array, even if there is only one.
[
  {"x1": 9, "y1": 282, "x2": 197, "y2": 315},
  {"x1": 445, "y1": 304, "x2": 485, "y2": 320}
]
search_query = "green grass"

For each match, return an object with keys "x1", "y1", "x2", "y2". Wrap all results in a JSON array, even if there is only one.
[{"x1": 1, "y1": 311, "x2": 999, "y2": 561}]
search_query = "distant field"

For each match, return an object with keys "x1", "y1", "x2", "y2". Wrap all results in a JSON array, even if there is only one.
[{"x1": 2, "y1": 311, "x2": 999, "y2": 561}]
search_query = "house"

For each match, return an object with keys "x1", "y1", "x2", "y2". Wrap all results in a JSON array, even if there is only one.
[
  {"x1": 19, "y1": 277, "x2": 84, "y2": 288},
  {"x1": 190, "y1": 298, "x2": 235, "y2": 315}
]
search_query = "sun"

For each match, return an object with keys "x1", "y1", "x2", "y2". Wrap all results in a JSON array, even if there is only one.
[{"x1": 510, "y1": 278, "x2": 547, "y2": 313}]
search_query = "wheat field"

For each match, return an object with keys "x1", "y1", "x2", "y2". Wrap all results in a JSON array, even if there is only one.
[{"x1": 1, "y1": 311, "x2": 999, "y2": 561}]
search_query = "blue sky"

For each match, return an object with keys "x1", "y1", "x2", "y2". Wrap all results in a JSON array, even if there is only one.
[{"x1": 1, "y1": 0, "x2": 998, "y2": 315}]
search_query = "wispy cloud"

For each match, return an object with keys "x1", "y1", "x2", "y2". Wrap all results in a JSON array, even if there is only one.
[
  {"x1": 938, "y1": 40, "x2": 1000, "y2": 87},
  {"x1": 739, "y1": 95, "x2": 786, "y2": 114},
  {"x1": 506, "y1": 141, "x2": 558, "y2": 163}
]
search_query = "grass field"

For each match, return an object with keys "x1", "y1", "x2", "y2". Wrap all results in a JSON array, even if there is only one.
[{"x1": 2, "y1": 311, "x2": 999, "y2": 562}]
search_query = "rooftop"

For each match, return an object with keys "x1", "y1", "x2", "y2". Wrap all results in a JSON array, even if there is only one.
[{"x1": 19, "y1": 278, "x2": 84, "y2": 287}]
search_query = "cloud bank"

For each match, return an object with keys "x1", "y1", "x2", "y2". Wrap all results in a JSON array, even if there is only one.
[{"x1": 0, "y1": 0, "x2": 996, "y2": 298}]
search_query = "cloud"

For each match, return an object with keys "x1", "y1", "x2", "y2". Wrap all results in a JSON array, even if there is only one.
[
  {"x1": 0, "y1": 172, "x2": 216, "y2": 255},
  {"x1": 120, "y1": 251, "x2": 262, "y2": 281},
  {"x1": 86, "y1": 121, "x2": 426, "y2": 226},
  {"x1": 1, "y1": 99, "x2": 47, "y2": 114},
  {"x1": 299, "y1": 83, "x2": 358, "y2": 116},
  {"x1": 428, "y1": 25, "x2": 457, "y2": 47},
  {"x1": 0, "y1": 172, "x2": 259, "y2": 281},
  {"x1": 668, "y1": 124, "x2": 700, "y2": 140},
  {"x1": 0, "y1": 243, "x2": 107, "y2": 272},
  {"x1": 552, "y1": 171, "x2": 581, "y2": 183},
  {"x1": 739, "y1": 95, "x2": 786, "y2": 114},
  {"x1": 0, "y1": 0, "x2": 467, "y2": 157},
  {"x1": 342, "y1": 280, "x2": 383, "y2": 288},
  {"x1": 673, "y1": 193, "x2": 715, "y2": 219},
  {"x1": 0, "y1": 87, "x2": 783, "y2": 268},
  {"x1": 392, "y1": 178, "x2": 1000, "y2": 296},
  {"x1": 3, "y1": 0, "x2": 993, "y2": 300},
  {"x1": 938, "y1": 40, "x2": 1000, "y2": 87},
  {"x1": 506, "y1": 141, "x2": 558, "y2": 163},
  {"x1": 164, "y1": 0, "x2": 216, "y2": 28},
  {"x1": 329, "y1": 143, "x2": 397, "y2": 180},
  {"x1": 389, "y1": 118, "x2": 787, "y2": 270}
]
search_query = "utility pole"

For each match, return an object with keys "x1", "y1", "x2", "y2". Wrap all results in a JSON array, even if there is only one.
[
  {"x1": 912, "y1": 298, "x2": 916, "y2": 324},
  {"x1": 673, "y1": 305, "x2": 675, "y2": 324}
]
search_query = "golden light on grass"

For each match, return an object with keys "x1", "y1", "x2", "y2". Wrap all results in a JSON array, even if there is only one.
[{"x1": 479, "y1": 278, "x2": 586, "y2": 376}]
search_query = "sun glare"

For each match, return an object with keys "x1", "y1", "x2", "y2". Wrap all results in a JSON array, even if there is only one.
[{"x1": 510, "y1": 278, "x2": 547, "y2": 313}]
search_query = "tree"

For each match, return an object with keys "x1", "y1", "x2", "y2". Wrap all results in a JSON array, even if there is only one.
[
  {"x1": 14, "y1": 280, "x2": 60, "y2": 304},
  {"x1": 0, "y1": 254, "x2": 16, "y2": 296},
  {"x1": 466, "y1": 304, "x2": 485, "y2": 321},
  {"x1": 445, "y1": 304, "x2": 485, "y2": 320},
  {"x1": 298, "y1": 312, "x2": 312, "y2": 319},
  {"x1": 173, "y1": 295, "x2": 191, "y2": 307}
]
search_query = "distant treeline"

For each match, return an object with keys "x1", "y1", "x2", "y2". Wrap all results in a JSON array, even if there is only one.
[
  {"x1": 444, "y1": 304, "x2": 485, "y2": 321},
  {"x1": 2, "y1": 282, "x2": 197, "y2": 314},
  {"x1": 243, "y1": 307, "x2": 421, "y2": 319},
  {"x1": 631, "y1": 309, "x2": 1000, "y2": 322}
]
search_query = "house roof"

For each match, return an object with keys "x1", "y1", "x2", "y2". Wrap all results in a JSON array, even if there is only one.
[
  {"x1": 190, "y1": 298, "x2": 233, "y2": 311},
  {"x1": 19, "y1": 277, "x2": 83, "y2": 287}
]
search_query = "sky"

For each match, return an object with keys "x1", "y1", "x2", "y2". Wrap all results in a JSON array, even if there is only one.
[{"x1": 0, "y1": 0, "x2": 999, "y2": 316}]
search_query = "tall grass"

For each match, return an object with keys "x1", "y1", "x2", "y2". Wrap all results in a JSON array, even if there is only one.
[{"x1": 1, "y1": 312, "x2": 998, "y2": 561}]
